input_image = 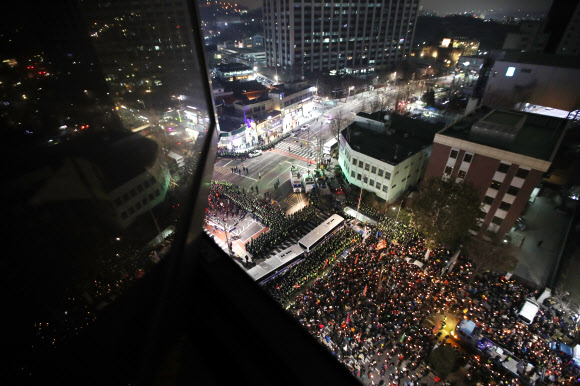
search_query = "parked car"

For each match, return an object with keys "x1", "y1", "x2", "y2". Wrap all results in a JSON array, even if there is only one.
[{"x1": 248, "y1": 149, "x2": 263, "y2": 158}]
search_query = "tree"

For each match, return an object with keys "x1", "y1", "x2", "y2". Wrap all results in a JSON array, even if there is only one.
[
  {"x1": 410, "y1": 177, "x2": 483, "y2": 250},
  {"x1": 422, "y1": 88, "x2": 435, "y2": 107},
  {"x1": 464, "y1": 236, "x2": 519, "y2": 278},
  {"x1": 429, "y1": 345, "x2": 458, "y2": 377},
  {"x1": 330, "y1": 109, "x2": 349, "y2": 148}
]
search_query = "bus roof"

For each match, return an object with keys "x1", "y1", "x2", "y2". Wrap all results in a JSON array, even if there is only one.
[
  {"x1": 246, "y1": 244, "x2": 304, "y2": 281},
  {"x1": 324, "y1": 138, "x2": 338, "y2": 147},
  {"x1": 298, "y1": 214, "x2": 344, "y2": 250}
]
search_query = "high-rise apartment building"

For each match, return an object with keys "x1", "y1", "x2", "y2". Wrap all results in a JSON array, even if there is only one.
[{"x1": 263, "y1": 0, "x2": 419, "y2": 75}]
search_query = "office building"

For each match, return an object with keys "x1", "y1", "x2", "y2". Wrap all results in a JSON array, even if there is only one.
[
  {"x1": 483, "y1": 53, "x2": 580, "y2": 116},
  {"x1": 339, "y1": 112, "x2": 442, "y2": 203},
  {"x1": 263, "y1": 0, "x2": 419, "y2": 75},
  {"x1": 424, "y1": 107, "x2": 568, "y2": 238}
]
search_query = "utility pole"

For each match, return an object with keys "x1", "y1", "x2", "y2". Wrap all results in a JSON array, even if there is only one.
[{"x1": 355, "y1": 173, "x2": 366, "y2": 225}]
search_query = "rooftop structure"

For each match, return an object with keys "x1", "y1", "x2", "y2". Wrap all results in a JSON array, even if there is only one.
[
  {"x1": 437, "y1": 107, "x2": 567, "y2": 162},
  {"x1": 483, "y1": 53, "x2": 580, "y2": 113}
]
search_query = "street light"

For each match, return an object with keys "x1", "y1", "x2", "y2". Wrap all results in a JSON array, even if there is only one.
[{"x1": 392, "y1": 203, "x2": 401, "y2": 222}]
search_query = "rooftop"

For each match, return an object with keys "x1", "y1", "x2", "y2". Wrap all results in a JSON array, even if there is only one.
[
  {"x1": 269, "y1": 82, "x2": 313, "y2": 96},
  {"x1": 499, "y1": 52, "x2": 580, "y2": 70},
  {"x1": 218, "y1": 115, "x2": 245, "y2": 133},
  {"x1": 215, "y1": 63, "x2": 253, "y2": 72},
  {"x1": 343, "y1": 114, "x2": 443, "y2": 165},
  {"x1": 439, "y1": 106, "x2": 568, "y2": 161}
]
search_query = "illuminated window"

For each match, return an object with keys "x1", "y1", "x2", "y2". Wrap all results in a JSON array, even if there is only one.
[{"x1": 505, "y1": 67, "x2": 516, "y2": 77}]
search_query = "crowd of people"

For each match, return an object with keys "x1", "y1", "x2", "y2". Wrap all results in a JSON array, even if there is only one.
[
  {"x1": 216, "y1": 132, "x2": 290, "y2": 158},
  {"x1": 260, "y1": 215, "x2": 580, "y2": 385},
  {"x1": 207, "y1": 175, "x2": 580, "y2": 384},
  {"x1": 263, "y1": 227, "x2": 362, "y2": 305},
  {"x1": 246, "y1": 205, "x2": 317, "y2": 257},
  {"x1": 208, "y1": 181, "x2": 319, "y2": 258},
  {"x1": 344, "y1": 196, "x2": 383, "y2": 221}
]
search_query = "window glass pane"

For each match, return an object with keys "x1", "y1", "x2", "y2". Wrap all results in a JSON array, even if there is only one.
[
  {"x1": 463, "y1": 153, "x2": 473, "y2": 163},
  {"x1": 450, "y1": 149, "x2": 458, "y2": 159},
  {"x1": 490, "y1": 180, "x2": 502, "y2": 190},
  {"x1": 516, "y1": 168, "x2": 529, "y2": 179},
  {"x1": 483, "y1": 196, "x2": 494, "y2": 205},
  {"x1": 498, "y1": 163, "x2": 510, "y2": 173},
  {"x1": 499, "y1": 201, "x2": 511, "y2": 211},
  {"x1": 5, "y1": 1, "x2": 213, "y2": 371},
  {"x1": 507, "y1": 186, "x2": 520, "y2": 196}
]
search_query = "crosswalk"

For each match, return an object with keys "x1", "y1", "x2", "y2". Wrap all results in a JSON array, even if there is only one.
[
  {"x1": 213, "y1": 165, "x2": 231, "y2": 175},
  {"x1": 276, "y1": 139, "x2": 317, "y2": 160}
]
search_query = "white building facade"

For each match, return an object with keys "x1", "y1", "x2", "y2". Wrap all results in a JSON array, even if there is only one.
[{"x1": 338, "y1": 131, "x2": 430, "y2": 203}]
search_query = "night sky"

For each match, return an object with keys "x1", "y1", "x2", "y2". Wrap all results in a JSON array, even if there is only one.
[{"x1": 231, "y1": 0, "x2": 554, "y2": 12}]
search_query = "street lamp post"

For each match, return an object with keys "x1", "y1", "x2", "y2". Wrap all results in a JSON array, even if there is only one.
[
  {"x1": 355, "y1": 173, "x2": 366, "y2": 225},
  {"x1": 392, "y1": 203, "x2": 401, "y2": 222}
]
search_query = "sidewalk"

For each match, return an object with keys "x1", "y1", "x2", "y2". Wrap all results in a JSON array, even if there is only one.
[{"x1": 508, "y1": 193, "x2": 570, "y2": 288}]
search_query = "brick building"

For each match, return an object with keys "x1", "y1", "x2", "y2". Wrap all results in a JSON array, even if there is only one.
[{"x1": 424, "y1": 106, "x2": 568, "y2": 238}]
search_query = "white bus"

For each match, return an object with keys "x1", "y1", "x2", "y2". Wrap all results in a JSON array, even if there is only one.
[
  {"x1": 298, "y1": 214, "x2": 345, "y2": 253},
  {"x1": 302, "y1": 172, "x2": 316, "y2": 193},
  {"x1": 323, "y1": 138, "x2": 338, "y2": 156},
  {"x1": 246, "y1": 244, "x2": 305, "y2": 283},
  {"x1": 290, "y1": 168, "x2": 302, "y2": 193}
]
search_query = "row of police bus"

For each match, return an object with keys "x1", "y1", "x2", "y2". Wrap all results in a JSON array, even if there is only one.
[{"x1": 246, "y1": 214, "x2": 345, "y2": 284}]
